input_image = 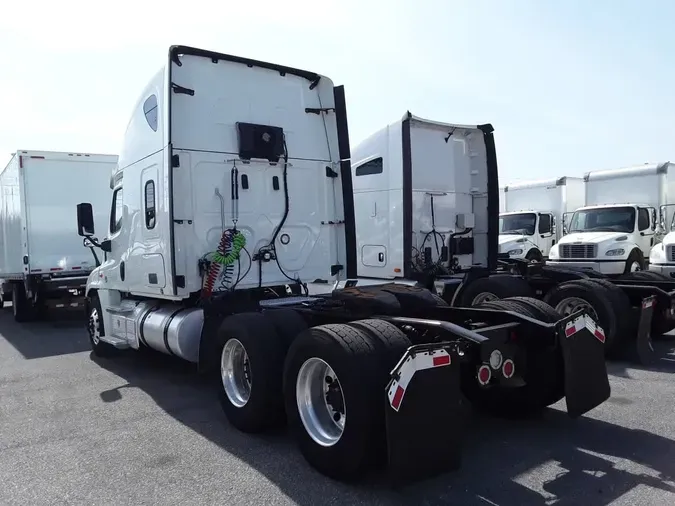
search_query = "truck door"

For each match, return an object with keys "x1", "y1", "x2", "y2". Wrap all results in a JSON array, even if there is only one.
[
  {"x1": 637, "y1": 207, "x2": 655, "y2": 256},
  {"x1": 537, "y1": 213, "x2": 555, "y2": 256}
]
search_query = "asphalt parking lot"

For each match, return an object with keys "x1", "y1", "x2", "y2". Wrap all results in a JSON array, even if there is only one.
[{"x1": 1, "y1": 308, "x2": 675, "y2": 506}]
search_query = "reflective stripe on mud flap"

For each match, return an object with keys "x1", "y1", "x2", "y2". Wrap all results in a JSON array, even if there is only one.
[
  {"x1": 387, "y1": 349, "x2": 452, "y2": 412},
  {"x1": 383, "y1": 345, "x2": 463, "y2": 485},
  {"x1": 560, "y1": 313, "x2": 611, "y2": 418},
  {"x1": 564, "y1": 314, "x2": 606, "y2": 344}
]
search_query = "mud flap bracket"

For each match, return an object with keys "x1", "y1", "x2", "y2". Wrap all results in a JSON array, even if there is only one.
[
  {"x1": 559, "y1": 312, "x2": 611, "y2": 418},
  {"x1": 384, "y1": 344, "x2": 464, "y2": 485},
  {"x1": 635, "y1": 295, "x2": 656, "y2": 365}
]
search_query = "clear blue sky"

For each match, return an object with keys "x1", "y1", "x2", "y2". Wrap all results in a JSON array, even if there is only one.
[{"x1": 0, "y1": 1, "x2": 672, "y2": 184}]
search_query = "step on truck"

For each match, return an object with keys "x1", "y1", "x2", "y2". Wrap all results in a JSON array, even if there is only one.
[
  {"x1": 349, "y1": 115, "x2": 672, "y2": 364},
  {"x1": 76, "y1": 46, "x2": 611, "y2": 484},
  {"x1": 0, "y1": 150, "x2": 117, "y2": 321},
  {"x1": 499, "y1": 176, "x2": 585, "y2": 262}
]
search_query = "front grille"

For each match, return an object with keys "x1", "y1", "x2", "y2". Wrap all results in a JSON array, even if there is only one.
[
  {"x1": 668, "y1": 245, "x2": 675, "y2": 262},
  {"x1": 560, "y1": 244, "x2": 597, "y2": 259}
]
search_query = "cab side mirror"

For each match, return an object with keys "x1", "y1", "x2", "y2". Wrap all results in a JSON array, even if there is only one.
[{"x1": 76, "y1": 203, "x2": 95, "y2": 236}]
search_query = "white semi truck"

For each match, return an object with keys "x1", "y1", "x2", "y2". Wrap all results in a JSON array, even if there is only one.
[
  {"x1": 75, "y1": 46, "x2": 611, "y2": 483},
  {"x1": 548, "y1": 162, "x2": 675, "y2": 275},
  {"x1": 499, "y1": 177, "x2": 585, "y2": 262},
  {"x1": 0, "y1": 150, "x2": 117, "y2": 321},
  {"x1": 350, "y1": 117, "x2": 675, "y2": 355}
]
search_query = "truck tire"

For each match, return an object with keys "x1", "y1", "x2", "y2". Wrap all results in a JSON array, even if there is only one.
[
  {"x1": 378, "y1": 283, "x2": 442, "y2": 310},
  {"x1": 282, "y1": 323, "x2": 387, "y2": 481},
  {"x1": 216, "y1": 313, "x2": 288, "y2": 433},
  {"x1": 525, "y1": 249, "x2": 543, "y2": 263},
  {"x1": 347, "y1": 319, "x2": 412, "y2": 373},
  {"x1": 12, "y1": 283, "x2": 34, "y2": 323},
  {"x1": 86, "y1": 294, "x2": 119, "y2": 358},
  {"x1": 624, "y1": 249, "x2": 645, "y2": 274},
  {"x1": 543, "y1": 279, "x2": 628, "y2": 352},
  {"x1": 463, "y1": 297, "x2": 565, "y2": 416},
  {"x1": 506, "y1": 296, "x2": 562, "y2": 323},
  {"x1": 263, "y1": 308, "x2": 308, "y2": 347},
  {"x1": 458, "y1": 275, "x2": 534, "y2": 307}
]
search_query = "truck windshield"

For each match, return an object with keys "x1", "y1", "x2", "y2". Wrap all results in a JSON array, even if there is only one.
[
  {"x1": 568, "y1": 206, "x2": 635, "y2": 233},
  {"x1": 499, "y1": 213, "x2": 536, "y2": 235}
]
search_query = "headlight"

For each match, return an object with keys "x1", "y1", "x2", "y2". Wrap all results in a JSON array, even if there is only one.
[
  {"x1": 549, "y1": 247, "x2": 559, "y2": 259},
  {"x1": 508, "y1": 249, "x2": 523, "y2": 256},
  {"x1": 606, "y1": 248, "x2": 624, "y2": 256}
]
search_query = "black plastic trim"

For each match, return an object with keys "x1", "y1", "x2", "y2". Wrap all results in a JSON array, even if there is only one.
[
  {"x1": 478, "y1": 123, "x2": 498, "y2": 272},
  {"x1": 333, "y1": 85, "x2": 357, "y2": 279},
  {"x1": 167, "y1": 49, "x2": 178, "y2": 296},
  {"x1": 402, "y1": 112, "x2": 413, "y2": 278},
  {"x1": 169, "y1": 45, "x2": 321, "y2": 84}
]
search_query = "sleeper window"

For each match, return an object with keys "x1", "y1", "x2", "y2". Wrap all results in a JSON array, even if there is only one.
[
  {"x1": 355, "y1": 157, "x2": 383, "y2": 176},
  {"x1": 110, "y1": 188, "x2": 124, "y2": 234},
  {"x1": 145, "y1": 180, "x2": 156, "y2": 229}
]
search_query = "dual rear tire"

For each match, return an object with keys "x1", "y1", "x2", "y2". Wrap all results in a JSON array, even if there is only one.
[{"x1": 216, "y1": 310, "x2": 411, "y2": 481}]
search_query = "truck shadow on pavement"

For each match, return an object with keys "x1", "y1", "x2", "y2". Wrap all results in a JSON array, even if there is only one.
[
  {"x1": 0, "y1": 307, "x2": 90, "y2": 360},
  {"x1": 93, "y1": 350, "x2": 675, "y2": 506}
]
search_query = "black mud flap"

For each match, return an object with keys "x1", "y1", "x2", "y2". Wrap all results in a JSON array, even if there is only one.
[
  {"x1": 383, "y1": 344, "x2": 464, "y2": 485},
  {"x1": 559, "y1": 313, "x2": 611, "y2": 418},
  {"x1": 634, "y1": 295, "x2": 657, "y2": 366}
]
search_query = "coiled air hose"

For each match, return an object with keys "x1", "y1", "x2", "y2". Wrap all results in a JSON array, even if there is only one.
[{"x1": 202, "y1": 229, "x2": 246, "y2": 297}]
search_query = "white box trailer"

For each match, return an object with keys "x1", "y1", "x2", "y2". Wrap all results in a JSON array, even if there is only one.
[
  {"x1": 549, "y1": 162, "x2": 675, "y2": 275},
  {"x1": 0, "y1": 150, "x2": 117, "y2": 320},
  {"x1": 499, "y1": 177, "x2": 585, "y2": 261}
]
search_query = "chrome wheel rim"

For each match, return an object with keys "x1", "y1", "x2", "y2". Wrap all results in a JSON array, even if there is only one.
[
  {"x1": 630, "y1": 262, "x2": 641, "y2": 272},
  {"x1": 89, "y1": 308, "x2": 101, "y2": 345},
  {"x1": 555, "y1": 297, "x2": 599, "y2": 321},
  {"x1": 296, "y1": 357, "x2": 346, "y2": 447},
  {"x1": 221, "y1": 339, "x2": 252, "y2": 408},
  {"x1": 472, "y1": 292, "x2": 498, "y2": 305}
]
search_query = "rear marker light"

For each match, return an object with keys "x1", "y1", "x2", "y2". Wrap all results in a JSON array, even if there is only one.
[
  {"x1": 477, "y1": 365, "x2": 491, "y2": 386},
  {"x1": 489, "y1": 350, "x2": 503, "y2": 370},
  {"x1": 502, "y1": 359, "x2": 515, "y2": 379}
]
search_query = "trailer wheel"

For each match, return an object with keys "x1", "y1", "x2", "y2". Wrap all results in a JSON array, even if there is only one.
[
  {"x1": 86, "y1": 294, "x2": 119, "y2": 358},
  {"x1": 12, "y1": 283, "x2": 34, "y2": 322},
  {"x1": 466, "y1": 297, "x2": 565, "y2": 416},
  {"x1": 217, "y1": 313, "x2": 287, "y2": 433},
  {"x1": 458, "y1": 275, "x2": 533, "y2": 307},
  {"x1": 283, "y1": 323, "x2": 386, "y2": 481},
  {"x1": 624, "y1": 249, "x2": 645, "y2": 274},
  {"x1": 544, "y1": 279, "x2": 627, "y2": 352}
]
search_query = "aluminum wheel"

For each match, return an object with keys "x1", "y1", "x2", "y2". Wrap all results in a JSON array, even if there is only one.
[
  {"x1": 630, "y1": 261, "x2": 642, "y2": 272},
  {"x1": 89, "y1": 307, "x2": 101, "y2": 345},
  {"x1": 554, "y1": 297, "x2": 599, "y2": 321},
  {"x1": 296, "y1": 357, "x2": 346, "y2": 447},
  {"x1": 221, "y1": 338, "x2": 252, "y2": 408},
  {"x1": 472, "y1": 292, "x2": 498, "y2": 305}
]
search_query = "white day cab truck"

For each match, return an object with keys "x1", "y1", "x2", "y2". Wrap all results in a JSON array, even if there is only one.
[
  {"x1": 348, "y1": 119, "x2": 675, "y2": 363},
  {"x1": 0, "y1": 150, "x2": 116, "y2": 321},
  {"x1": 548, "y1": 162, "x2": 675, "y2": 276},
  {"x1": 498, "y1": 177, "x2": 585, "y2": 262},
  {"x1": 75, "y1": 46, "x2": 612, "y2": 484}
]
